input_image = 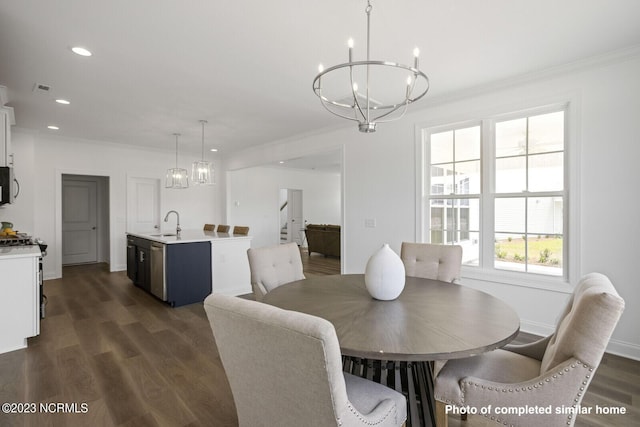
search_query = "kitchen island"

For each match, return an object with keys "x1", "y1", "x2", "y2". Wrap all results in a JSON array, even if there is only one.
[{"x1": 126, "y1": 230, "x2": 252, "y2": 307}]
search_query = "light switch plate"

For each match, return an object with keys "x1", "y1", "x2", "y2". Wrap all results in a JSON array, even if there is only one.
[{"x1": 365, "y1": 218, "x2": 376, "y2": 228}]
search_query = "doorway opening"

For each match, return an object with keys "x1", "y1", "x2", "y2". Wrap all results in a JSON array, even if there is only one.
[
  {"x1": 279, "y1": 188, "x2": 304, "y2": 246},
  {"x1": 61, "y1": 174, "x2": 110, "y2": 266}
]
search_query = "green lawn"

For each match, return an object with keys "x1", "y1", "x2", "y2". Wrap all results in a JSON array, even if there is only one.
[{"x1": 495, "y1": 236, "x2": 563, "y2": 266}]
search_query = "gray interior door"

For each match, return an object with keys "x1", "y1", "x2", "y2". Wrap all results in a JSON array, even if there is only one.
[{"x1": 62, "y1": 177, "x2": 98, "y2": 265}]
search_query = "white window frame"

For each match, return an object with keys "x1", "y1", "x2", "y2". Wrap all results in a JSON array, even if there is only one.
[{"x1": 415, "y1": 100, "x2": 580, "y2": 291}]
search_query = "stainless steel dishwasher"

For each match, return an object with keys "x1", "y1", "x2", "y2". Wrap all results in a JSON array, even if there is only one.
[{"x1": 150, "y1": 242, "x2": 166, "y2": 300}]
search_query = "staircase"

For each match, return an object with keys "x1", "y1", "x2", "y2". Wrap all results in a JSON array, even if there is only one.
[{"x1": 280, "y1": 201, "x2": 288, "y2": 243}]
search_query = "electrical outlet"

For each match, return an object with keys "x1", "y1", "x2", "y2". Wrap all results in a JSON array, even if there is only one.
[{"x1": 365, "y1": 218, "x2": 376, "y2": 228}]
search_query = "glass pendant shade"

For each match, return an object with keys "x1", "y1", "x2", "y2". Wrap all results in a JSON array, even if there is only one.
[
  {"x1": 191, "y1": 160, "x2": 215, "y2": 185},
  {"x1": 192, "y1": 120, "x2": 215, "y2": 185},
  {"x1": 166, "y1": 167, "x2": 189, "y2": 189},
  {"x1": 166, "y1": 133, "x2": 189, "y2": 189}
]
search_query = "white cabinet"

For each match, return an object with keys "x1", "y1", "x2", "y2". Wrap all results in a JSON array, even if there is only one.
[
  {"x1": 211, "y1": 237, "x2": 252, "y2": 296},
  {"x1": 0, "y1": 247, "x2": 40, "y2": 354},
  {"x1": 0, "y1": 107, "x2": 12, "y2": 167}
]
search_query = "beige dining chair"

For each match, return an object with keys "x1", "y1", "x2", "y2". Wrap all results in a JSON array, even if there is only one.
[
  {"x1": 204, "y1": 293, "x2": 407, "y2": 427},
  {"x1": 216, "y1": 224, "x2": 230, "y2": 233},
  {"x1": 247, "y1": 242, "x2": 305, "y2": 301},
  {"x1": 433, "y1": 272, "x2": 625, "y2": 427},
  {"x1": 203, "y1": 223, "x2": 215, "y2": 231},
  {"x1": 232, "y1": 225, "x2": 249, "y2": 235},
  {"x1": 400, "y1": 242, "x2": 463, "y2": 283}
]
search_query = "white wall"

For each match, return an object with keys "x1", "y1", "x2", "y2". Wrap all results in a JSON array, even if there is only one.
[
  {"x1": 3, "y1": 131, "x2": 223, "y2": 279},
  {"x1": 227, "y1": 166, "x2": 341, "y2": 249},
  {"x1": 225, "y1": 51, "x2": 640, "y2": 360}
]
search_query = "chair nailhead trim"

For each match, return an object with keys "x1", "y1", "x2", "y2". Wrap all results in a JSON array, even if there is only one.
[
  {"x1": 459, "y1": 359, "x2": 594, "y2": 427},
  {"x1": 345, "y1": 402, "x2": 399, "y2": 426}
]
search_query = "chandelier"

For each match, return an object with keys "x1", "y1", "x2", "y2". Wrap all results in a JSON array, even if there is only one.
[
  {"x1": 312, "y1": 0, "x2": 429, "y2": 132},
  {"x1": 191, "y1": 120, "x2": 215, "y2": 185},
  {"x1": 166, "y1": 133, "x2": 189, "y2": 189}
]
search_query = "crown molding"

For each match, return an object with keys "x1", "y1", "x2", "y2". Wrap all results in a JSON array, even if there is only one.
[{"x1": 420, "y1": 44, "x2": 640, "y2": 110}]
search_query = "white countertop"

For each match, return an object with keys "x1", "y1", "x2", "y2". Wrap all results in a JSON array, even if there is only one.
[
  {"x1": 127, "y1": 230, "x2": 252, "y2": 244},
  {"x1": 0, "y1": 245, "x2": 42, "y2": 259}
]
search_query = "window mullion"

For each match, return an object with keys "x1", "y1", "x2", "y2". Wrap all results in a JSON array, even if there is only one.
[{"x1": 481, "y1": 118, "x2": 494, "y2": 269}]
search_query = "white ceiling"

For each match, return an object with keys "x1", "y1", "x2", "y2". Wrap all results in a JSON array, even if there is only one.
[{"x1": 1, "y1": 0, "x2": 640, "y2": 161}]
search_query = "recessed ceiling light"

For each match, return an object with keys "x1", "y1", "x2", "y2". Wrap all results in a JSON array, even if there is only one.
[
  {"x1": 47, "y1": 125, "x2": 60, "y2": 130},
  {"x1": 55, "y1": 99, "x2": 70, "y2": 105},
  {"x1": 71, "y1": 46, "x2": 92, "y2": 57},
  {"x1": 279, "y1": 161, "x2": 285, "y2": 164},
  {"x1": 210, "y1": 148, "x2": 218, "y2": 152}
]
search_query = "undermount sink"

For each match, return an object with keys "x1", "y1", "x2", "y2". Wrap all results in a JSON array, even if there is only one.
[{"x1": 150, "y1": 233, "x2": 176, "y2": 237}]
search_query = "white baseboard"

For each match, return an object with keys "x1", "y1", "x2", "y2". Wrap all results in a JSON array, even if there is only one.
[
  {"x1": 605, "y1": 339, "x2": 640, "y2": 361},
  {"x1": 43, "y1": 272, "x2": 60, "y2": 280},
  {"x1": 111, "y1": 263, "x2": 126, "y2": 272}
]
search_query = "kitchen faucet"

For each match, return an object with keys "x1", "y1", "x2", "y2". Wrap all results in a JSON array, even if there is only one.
[{"x1": 164, "y1": 210, "x2": 181, "y2": 236}]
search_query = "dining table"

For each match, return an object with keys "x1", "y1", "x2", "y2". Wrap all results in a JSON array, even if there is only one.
[{"x1": 262, "y1": 273, "x2": 520, "y2": 427}]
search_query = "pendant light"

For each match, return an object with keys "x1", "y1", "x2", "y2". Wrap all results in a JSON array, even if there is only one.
[
  {"x1": 191, "y1": 120, "x2": 215, "y2": 185},
  {"x1": 166, "y1": 133, "x2": 189, "y2": 189}
]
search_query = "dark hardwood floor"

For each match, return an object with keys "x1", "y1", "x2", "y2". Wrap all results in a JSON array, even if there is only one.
[
  {"x1": 0, "y1": 257, "x2": 637, "y2": 427},
  {"x1": 299, "y1": 247, "x2": 341, "y2": 276}
]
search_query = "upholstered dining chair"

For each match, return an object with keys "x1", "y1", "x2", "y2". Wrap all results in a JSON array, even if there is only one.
[
  {"x1": 247, "y1": 242, "x2": 305, "y2": 301},
  {"x1": 232, "y1": 225, "x2": 249, "y2": 235},
  {"x1": 204, "y1": 293, "x2": 407, "y2": 427},
  {"x1": 203, "y1": 223, "x2": 215, "y2": 231},
  {"x1": 400, "y1": 242, "x2": 463, "y2": 283},
  {"x1": 216, "y1": 224, "x2": 230, "y2": 233},
  {"x1": 433, "y1": 272, "x2": 625, "y2": 427}
]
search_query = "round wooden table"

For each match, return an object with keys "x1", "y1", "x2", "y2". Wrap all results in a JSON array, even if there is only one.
[{"x1": 263, "y1": 274, "x2": 520, "y2": 426}]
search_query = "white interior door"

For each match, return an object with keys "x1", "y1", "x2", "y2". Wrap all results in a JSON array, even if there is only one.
[
  {"x1": 287, "y1": 189, "x2": 303, "y2": 245},
  {"x1": 127, "y1": 177, "x2": 160, "y2": 233},
  {"x1": 62, "y1": 178, "x2": 98, "y2": 265}
]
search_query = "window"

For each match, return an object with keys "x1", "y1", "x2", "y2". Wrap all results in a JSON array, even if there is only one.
[
  {"x1": 421, "y1": 107, "x2": 568, "y2": 280},
  {"x1": 426, "y1": 125, "x2": 481, "y2": 265}
]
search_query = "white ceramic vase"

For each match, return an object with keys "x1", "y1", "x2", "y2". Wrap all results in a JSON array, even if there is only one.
[{"x1": 364, "y1": 243, "x2": 406, "y2": 300}]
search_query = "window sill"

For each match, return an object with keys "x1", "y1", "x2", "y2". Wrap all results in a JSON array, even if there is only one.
[{"x1": 460, "y1": 266, "x2": 573, "y2": 294}]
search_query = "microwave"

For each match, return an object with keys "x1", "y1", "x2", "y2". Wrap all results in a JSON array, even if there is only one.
[{"x1": 0, "y1": 166, "x2": 15, "y2": 205}]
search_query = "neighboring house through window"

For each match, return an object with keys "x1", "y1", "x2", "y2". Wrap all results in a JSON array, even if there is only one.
[{"x1": 419, "y1": 104, "x2": 572, "y2": 285}]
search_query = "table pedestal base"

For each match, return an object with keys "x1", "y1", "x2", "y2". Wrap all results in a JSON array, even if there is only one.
[{"x1": 342, "y1": 356, "x2": 436, "y2": 427}]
